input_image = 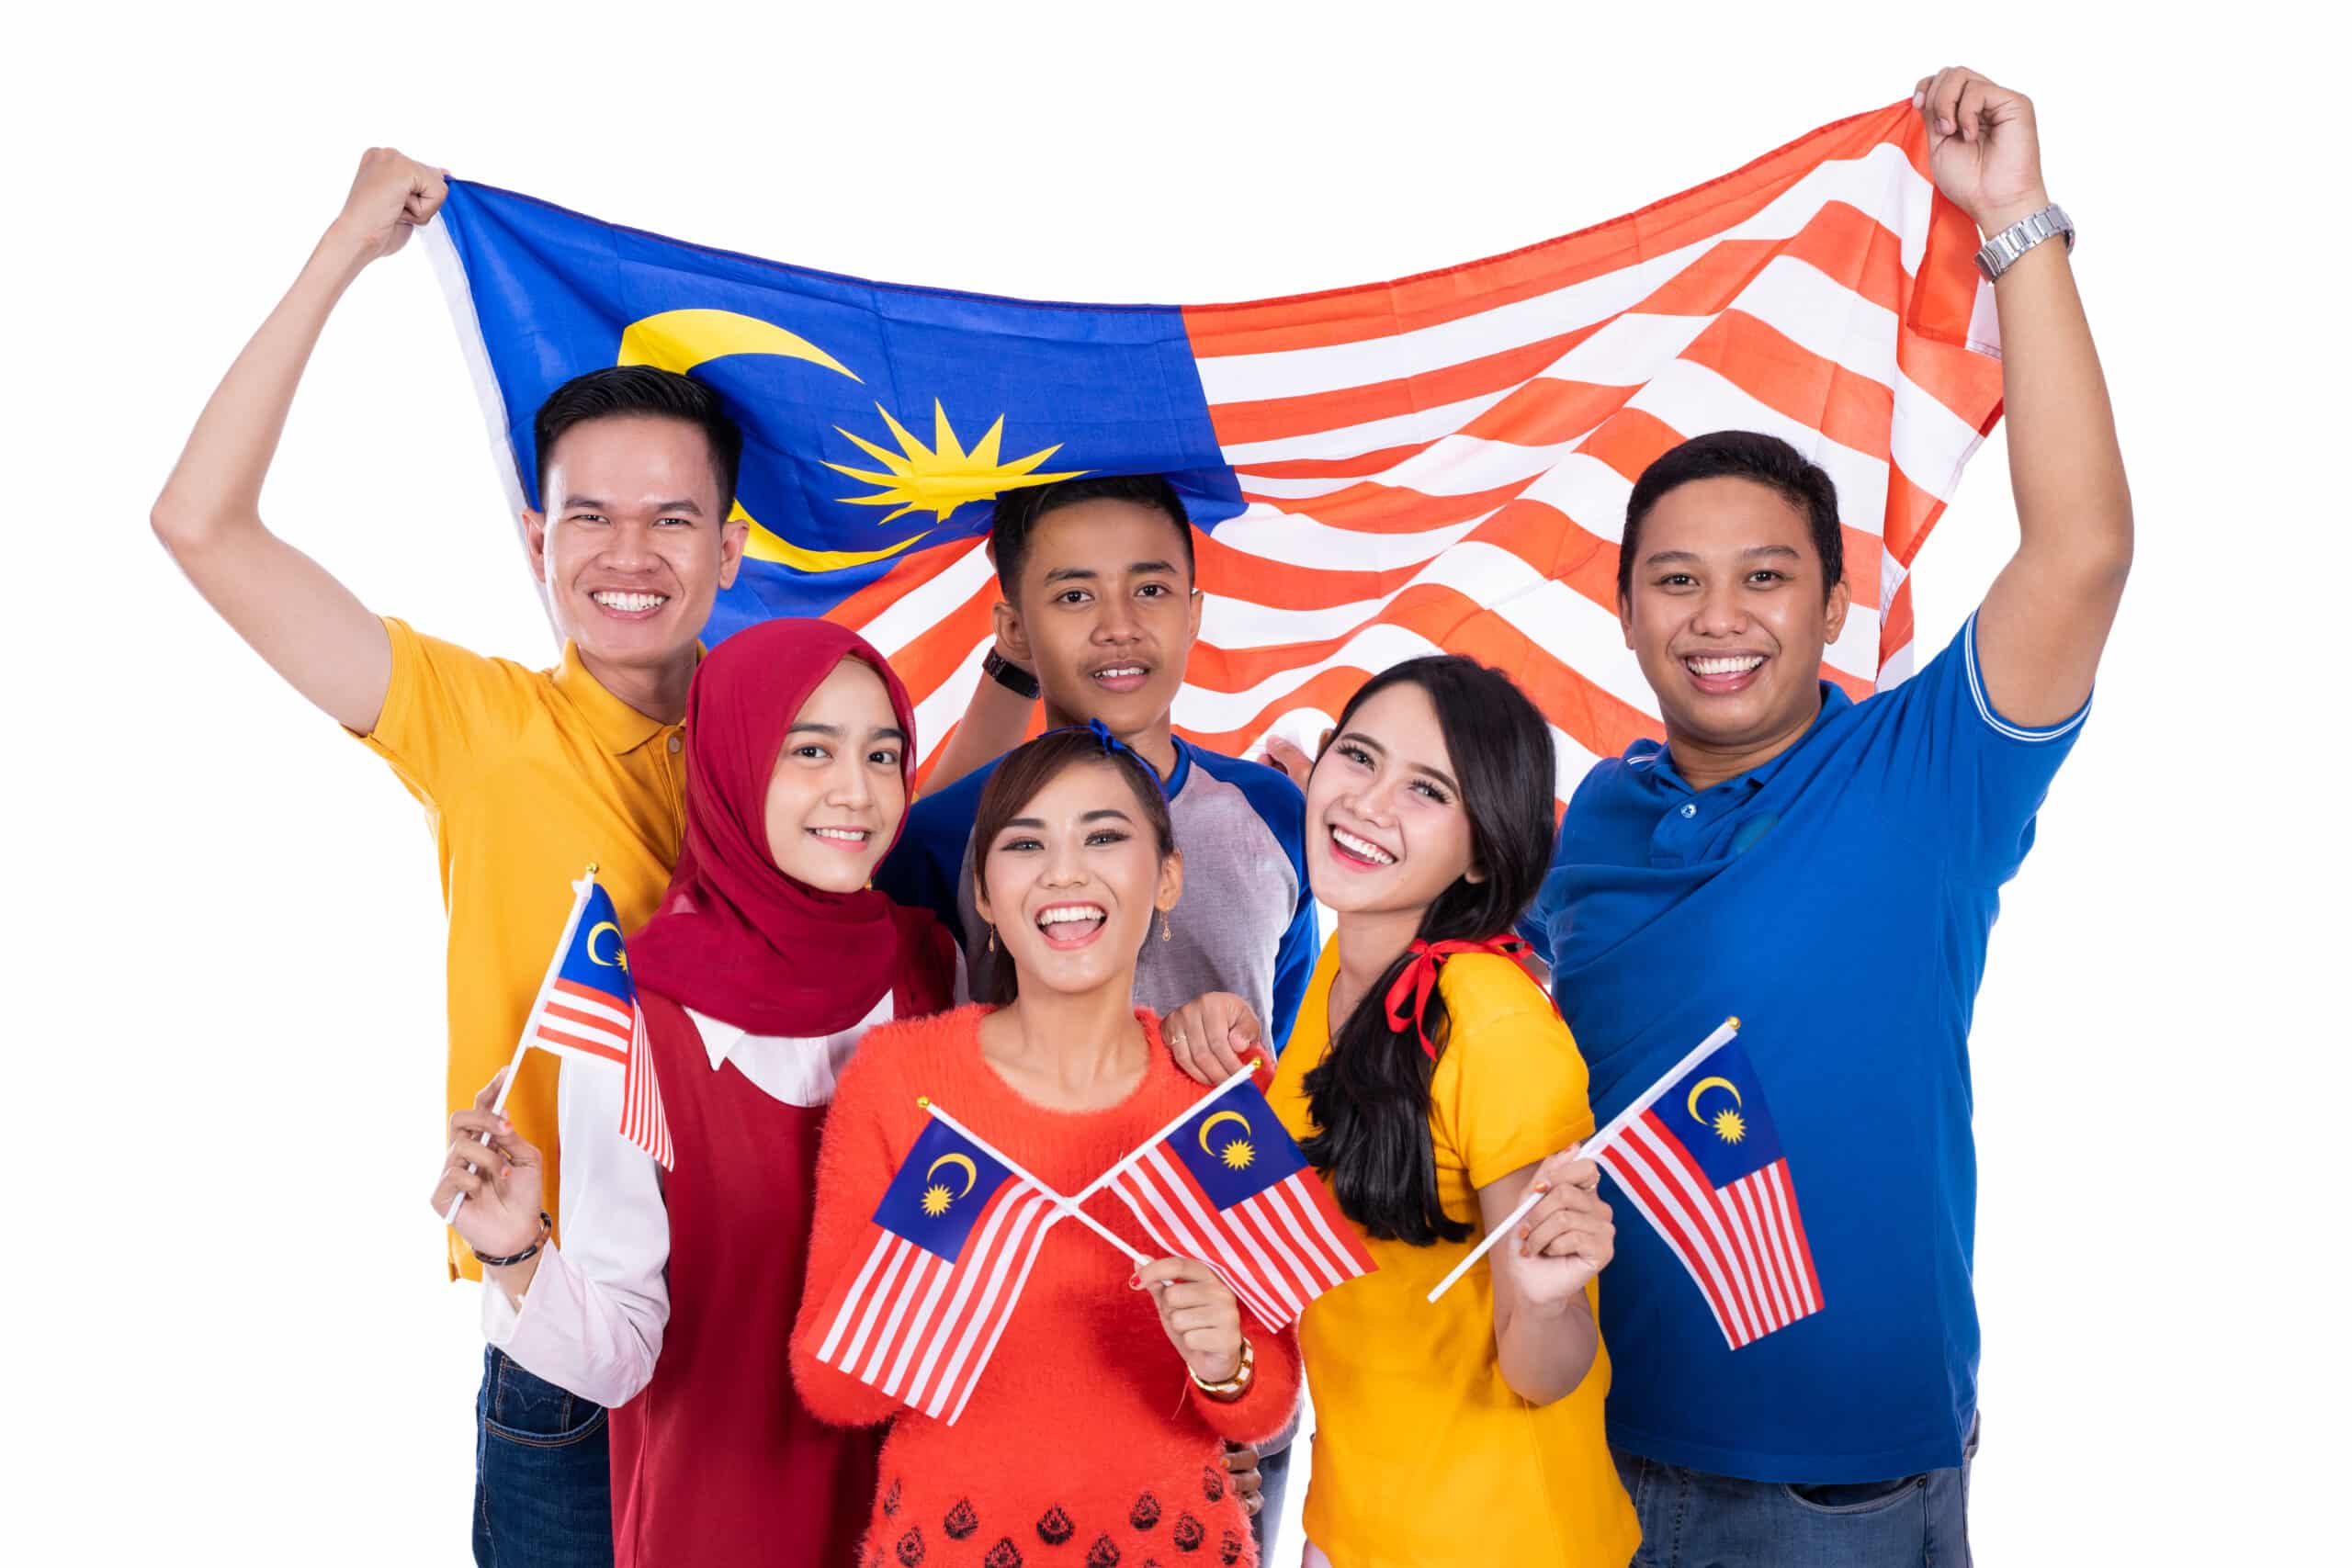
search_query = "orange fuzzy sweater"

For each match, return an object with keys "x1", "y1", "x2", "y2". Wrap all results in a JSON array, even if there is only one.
[{"x1": 792, "y1": 1006, "x2": 1300, "y2": 1568}]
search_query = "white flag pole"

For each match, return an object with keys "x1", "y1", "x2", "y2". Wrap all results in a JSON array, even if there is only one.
[
  {"x1": 919, "y1": 1097, "x2": 1150, "y2": 1267},
  {"x1": 442, "y1": 869, "x2": 598, "y2": 1229},
  {"x1": 1425, "y1": 1017, "x2": 1741, "y2": 1305}
]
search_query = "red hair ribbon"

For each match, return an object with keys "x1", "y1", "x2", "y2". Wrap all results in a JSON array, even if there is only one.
[{"x1": 1384, "y1": 935, "x2": 1540, "y2": 1060}]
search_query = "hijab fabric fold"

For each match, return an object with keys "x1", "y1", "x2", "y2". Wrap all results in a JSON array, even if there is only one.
[{"x1": 628, "y1": 619, "x2": 928, "y2": 1037}]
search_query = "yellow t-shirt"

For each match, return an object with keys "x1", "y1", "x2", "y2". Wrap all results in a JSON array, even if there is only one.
[
  {"x1": 360, "y1": 616, "x2": 686, "y2": 1280},
  {"x1": 1269, "y1": 941, "x2": 1639, "y2": 1568}
]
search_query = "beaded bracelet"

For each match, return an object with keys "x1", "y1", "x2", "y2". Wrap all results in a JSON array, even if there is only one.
[{"x1": 472, "y1": 1211, "x2": 553, "y2": 1269}]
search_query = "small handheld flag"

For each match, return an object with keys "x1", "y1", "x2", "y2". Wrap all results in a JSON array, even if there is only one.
[
  {"x1": 1088, "y1": 1065, "x2": 1375, "y2": 1332},
  {"x1": 1591, "y1": 1021, "x2": 1823, "y2": 1350},
  {"x1": 806, "y1": 1112, "x2": 1068, "y2": 1425},
  {"x1": 443, "y1": 871, "x2": 673, "y2": 1226}
]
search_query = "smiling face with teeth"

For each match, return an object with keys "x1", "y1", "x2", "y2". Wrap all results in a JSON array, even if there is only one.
[
  {"x1": 973, "y1": 754, "x2": 1182, "y2": 1003},
  {"x1": 995, "y1": 496, "x2": 1203, "y2": 777},
  {"x1": 526, "y1": 414, "x2": 749, "y2": 716},
  {"x1": 760, "y1": 656, "x2": 910, "y2": 893},
  {"x1": 1619, "y1": 475, "x2": 1852, "y2": 787},
  {"x1": 1305, "y1": 682, "x2": 1482, "y2": 924}
]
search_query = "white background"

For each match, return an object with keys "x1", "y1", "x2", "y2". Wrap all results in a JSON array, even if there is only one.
[{"x1": 10, "y1": 3, "x2": 2339, "y2": 1562}]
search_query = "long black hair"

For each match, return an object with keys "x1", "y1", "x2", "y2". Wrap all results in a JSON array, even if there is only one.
[{"x1": 1299, "y1": 657, "x2": 1558, "y2": 1245}]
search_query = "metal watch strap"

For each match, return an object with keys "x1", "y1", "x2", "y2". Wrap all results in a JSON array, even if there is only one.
[
  {"x1": 1973, "y1": 204, "x2": 2074, "y2": 283},
  {"x1": 982, "y1": 646, "x2": 1041, "y2": 701}
]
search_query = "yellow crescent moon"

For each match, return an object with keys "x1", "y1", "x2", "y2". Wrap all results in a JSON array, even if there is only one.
[
  {"x1": 1686, "y1": 1076, "x2": 1742, "y2": 1123},
  {"x1": 586, "y1": 921, "x2": 628, "y2": 969},
  {"x1": 614, "y1": 310, "x2": 924, "y2": 575},
  {"x1": 618, "y1": 309, "x2": 862, "y2": 384},
  {"x1": 1198, "y1": 1110, "x2": 1252, "y2": 1156},
  {"x1": 925, "y1": 1152, "x2": 978, "y2": 1200}
]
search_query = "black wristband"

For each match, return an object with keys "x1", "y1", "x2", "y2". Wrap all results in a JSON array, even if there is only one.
[
  {"x1": 472, "y1": 1210, "x2": 553, "y2": 1269},
  {"x1": 981, "y1": 647, "x2": 1041, "y2": 701}
]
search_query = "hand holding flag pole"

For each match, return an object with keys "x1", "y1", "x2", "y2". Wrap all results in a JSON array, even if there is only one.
[
  {"x1": 1426, "y1": 1017, "x2": 1742, "y2": 1304},
  {"x1": 442, "y1": 868, "x2": 603, "y2": 1228}
]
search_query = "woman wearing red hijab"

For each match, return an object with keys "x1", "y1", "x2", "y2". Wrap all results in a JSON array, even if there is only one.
[{"x1": 434, "y1": 619, "x2": 957, "y2": 1567}]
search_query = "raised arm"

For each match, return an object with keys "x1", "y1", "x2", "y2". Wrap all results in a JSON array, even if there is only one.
[
  {"x1": 922, "y1": 633, "x2": 1037, "y2": 792},
  {"x1": 150, "y1": 149, "x2": 448, "y2": 734},
  {"x1": 1917, "y1": 68, "x2": 2132, "y2": 727}
]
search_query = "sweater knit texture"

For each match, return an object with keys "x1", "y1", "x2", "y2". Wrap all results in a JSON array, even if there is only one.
[{"x1": 792, "y1": 1006, "x2": 1300, "y2": 1568}]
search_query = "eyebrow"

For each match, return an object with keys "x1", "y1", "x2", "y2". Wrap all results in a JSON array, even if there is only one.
[
  {"x1": 1039, "y1": 559, "x2": 1182, "y2": 583},
  {"x1": 560, "y1": 497, "x2": 705, "y2": 516},
  {"x1": 1338, "y1": 730, "x2": 1458, "y2": 794},
  {"x1": 1643, "y1": 544, "x2": 1803, "y2": 566},
  {"x1": 1001, "y1": 807, "x2": 1136, "y2": 830},
  {"x1": 786, "y1": 722, "x2": 909, "y2": 745}
]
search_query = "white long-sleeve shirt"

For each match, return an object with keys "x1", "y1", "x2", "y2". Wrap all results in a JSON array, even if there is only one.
[{"x1": 481, "y1": 993, "x2": 898, "y2": 1408}]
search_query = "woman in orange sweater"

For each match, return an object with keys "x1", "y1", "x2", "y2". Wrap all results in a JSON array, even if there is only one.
[{"x1": 792, "y1": 724, "x2": 1302, "y2": 1568}]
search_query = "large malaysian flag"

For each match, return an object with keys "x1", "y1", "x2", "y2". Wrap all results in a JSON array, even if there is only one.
[{"x1": 428, "y1": 102, "x2": 2002, "y2": 807}]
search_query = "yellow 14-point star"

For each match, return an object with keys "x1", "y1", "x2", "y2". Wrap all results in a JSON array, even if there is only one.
[{"x1": 828, "y1": 401, "x2": 1084, "y2": 526}]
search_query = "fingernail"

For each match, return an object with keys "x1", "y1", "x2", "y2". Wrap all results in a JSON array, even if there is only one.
[
  {"x1": 1532, "y1": 1181, "x2": 1551, "y2": 1195},
  {"x1": 1127, "y1": 1273, "x2": 1141, "y2": 1290},
  {"x1": 1939, "y1": 118, "x2": 1954, "y2": 133}
]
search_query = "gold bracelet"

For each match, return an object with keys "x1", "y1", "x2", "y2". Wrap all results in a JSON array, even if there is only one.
[{"x1": 1190, "y1": 1337, "x2": 1255, "y2": 1403}]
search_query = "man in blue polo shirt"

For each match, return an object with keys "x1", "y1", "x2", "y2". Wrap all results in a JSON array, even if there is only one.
[{"x1": 1518, "y1": 70, "x2": 2132, "y2": 1564}]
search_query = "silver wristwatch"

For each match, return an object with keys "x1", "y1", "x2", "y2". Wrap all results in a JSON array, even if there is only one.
[{"x1": 1973, "y1": 204, "x2": 2075, "y2": 283}]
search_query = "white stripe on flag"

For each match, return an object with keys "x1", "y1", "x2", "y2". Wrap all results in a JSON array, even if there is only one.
[
  {"x1": 1109, "y1": 1164, "x2": 1283, "y2": 1331},
  {"x1": 902, "y1": 1180, "x2": 1040, "y2": 1413},
  {"x1": 1609, "y1": 1127, "x2": 1754, "y2": 1347},
  {"x1": 831, "y1": 1236, "x2": 915, "y2": 1374},
  {"x1": 1260, "y1": 1178, "x2": 1359, "y2": 1298},
  {"x1": 1768, "y1": 1163, "x2": 1820, "y2": 1315},
  {"x1": 1710, "y1": 1171, "x2": 1781, "y2": 1334},
  {"x1": 1729, "y1": 1176, "x2": 1794, "y2": 1325},
  {"x1": 944, "y1": 1192, "x2": 1066, "y2": 1426},
  {"x1": 918, "y1": 1187, "x2": 1056, "y2": 1420},
  {"x1": 816, "y1": 1232, "x2": 897, "y2": 1364},
  {"x1": 1599, "y1": 1143, "x2": 1743, "y2": 1350},
  {"x1": 1142, "y1": 1148, "x2": 1295, "y2": 1325},
  {"x1": 1625, "y1": 1117, "x2": 1770, "y2": 1341},
  {"x1": 857, "y1": 1250, "x2": 937, "y2": 1384}
]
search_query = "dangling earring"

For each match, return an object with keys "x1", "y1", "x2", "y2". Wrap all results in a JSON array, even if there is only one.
[
  {"x1": 986, "y1": 925, "x2": 997, "y2": 954},
  {"x1": 1159, "y1": 909, "x2": 1173, "y2": 943}
]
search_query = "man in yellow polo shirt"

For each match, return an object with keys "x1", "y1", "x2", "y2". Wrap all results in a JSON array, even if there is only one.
[{"x1": 151, "y1": 149, "x2": 745, "y2": 1568}]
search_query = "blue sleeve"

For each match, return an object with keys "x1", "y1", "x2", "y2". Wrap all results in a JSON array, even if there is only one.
[
  {"x1": 1194, "y1": 749, "x2": 1317, "y2": 1050},
  {"x1": 873, "y1": 766, "x2": 990, "y2": 956},
  {"x1": 1269, "y1": 882, "x2": 1318, "y2": 1054},
  {"x1": 1872, "y1": 610, "x2": 2091, "y2": 887}
]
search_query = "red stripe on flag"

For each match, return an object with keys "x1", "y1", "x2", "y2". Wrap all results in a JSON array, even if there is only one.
[
  {"x1": 1636, "y1": 1112, "x2": 1773, "y2": 1337},
  {"x1": 1182, "y1": 106, "x2": 1944, "y2": 358},
  {"x1": 1599, "y1": 1129, "x2": 1750, "y2": 1348}
]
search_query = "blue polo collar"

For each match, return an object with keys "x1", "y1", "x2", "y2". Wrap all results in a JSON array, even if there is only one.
[{"x1": 1625, "y1": 681, "x2": 1855, "y2": 797}]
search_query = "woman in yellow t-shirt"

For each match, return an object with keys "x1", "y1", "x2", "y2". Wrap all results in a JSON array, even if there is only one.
[{"x1": 1265, "y1": 656, "x2": 1640, "y2": 1568}]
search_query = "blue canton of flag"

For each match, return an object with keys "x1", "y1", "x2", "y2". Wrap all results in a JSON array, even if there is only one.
[
  {"x1": 872, "y1": 1117, "x2": 1018, "y2": 1261},
  {"x1": 519, "y1": 876, "x2": 672, "y2": 1168},
  {"x1": 429, "y1": 180, "x2": 1240, "y2": 639},
  {"x1": 1168, "y1": 1078, "x2": 1311, "y2": 1207}
]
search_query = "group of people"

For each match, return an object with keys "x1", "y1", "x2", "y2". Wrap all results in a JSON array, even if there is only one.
[{"x1": 153, "y1": 67, "x2": 2129, "y2": 1568}]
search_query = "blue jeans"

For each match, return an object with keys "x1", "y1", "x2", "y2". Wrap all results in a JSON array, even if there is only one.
[
  {"x1": 1251, "y1": 1437, "x2": 1293, "y2": 1559},
  {"x1": 1613, "y1": 1418, "x2": 1977, "y2": 1568},
  {"x1": 473, "y1": 1346, "x2": 614, "y2": 1567}
]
